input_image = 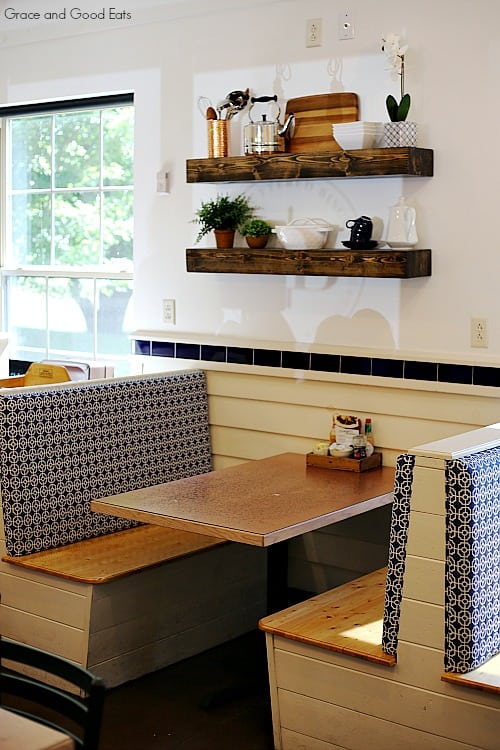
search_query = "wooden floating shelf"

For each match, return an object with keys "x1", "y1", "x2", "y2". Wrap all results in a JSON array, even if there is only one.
[
  {"x1": 186, "y1": 247, "x2": 432, "y2": 278},
  {"x1": 186, "y1": 147, "x2": 433, "y2": 183}
]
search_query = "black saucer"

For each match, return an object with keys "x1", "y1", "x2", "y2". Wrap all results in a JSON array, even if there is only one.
[{"x1": 342, "y1": 240, "x2": 378, "y2": 249}]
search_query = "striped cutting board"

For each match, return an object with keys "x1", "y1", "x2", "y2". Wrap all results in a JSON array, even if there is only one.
[{"x1": 285, "y1": 92, "x2": 359, "y2": 152}]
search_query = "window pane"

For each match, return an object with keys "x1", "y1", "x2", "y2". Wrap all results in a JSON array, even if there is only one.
[
  {"x1": 97, "y1": 279, "x2": 133, "y2": 357},
  {"x1": 103, "y1": 190, "x2": 133, "y2": 262},
  {"x1": 48, "y1": 277, "x2": 94, "y2": 358},
  {"x1": 11, "y1": 116, "x2": 51, "y2": 190},
  {"x1": 5, "y1": 102, "x2": 134, "y2": 371},
  {"x1": 5, "y1": 276, "x2": 47, "y2": 358},
  {"x1": 54, "y1": 191, "x2": 100, "y2": 265},
  {"x1": 103, "y1": 107, "x2": 134, "y2": 186},
  {"x1": 11, "y1": 193, "x2": 51, "y2": 264},
  {"x1": 54, "y1": 111, "x2": 100, "y2": 188}
]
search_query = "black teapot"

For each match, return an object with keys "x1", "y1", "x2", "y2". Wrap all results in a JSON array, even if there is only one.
[{"x1": 345, "y1": 216, "x2": 373, "y2": 248}]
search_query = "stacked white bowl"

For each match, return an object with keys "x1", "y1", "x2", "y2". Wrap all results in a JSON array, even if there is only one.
[{"x1": 332, "y1": 121, "x2": 384, "y2": 150}]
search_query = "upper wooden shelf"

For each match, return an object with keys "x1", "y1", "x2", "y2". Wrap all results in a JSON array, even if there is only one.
[
  {"x1": 186, "y1": 147, "x2": 434, "y2": 183},
  {"x1": 186, "y1": 247, "x2": 432, "y2": 278}
]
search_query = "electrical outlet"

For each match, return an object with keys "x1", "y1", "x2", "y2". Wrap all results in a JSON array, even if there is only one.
[
  {"x1": 338, "y1": 11, "x2": 354, "y2": 40},
  {"x1": 306, "y1": 18, "x2": 322, "y2": 47},
  {"x1": 156, "y1": 171, "x2": 169, "y2": 194},
  {"x1": 471, "y1": 317, "x2": 488, "y2": 348},
  {"x1": 162, "y1": 299, "x2": 176, "y2": 325}
]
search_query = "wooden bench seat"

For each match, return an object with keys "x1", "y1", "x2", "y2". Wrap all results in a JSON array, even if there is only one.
[
  {"x1": 442, "y1": 653, "x2": 500, "y2": 696},
  {"x1": 259, "y1": 566, "x2": 395, "y2": 667},
  {"x1": 2, "y1": 525, "x2": 226, "y2": 584}
]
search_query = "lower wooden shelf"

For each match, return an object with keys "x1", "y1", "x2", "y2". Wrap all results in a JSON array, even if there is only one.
[{"x1": 186, "y1": 247, "x2": 431, "y2": 278}]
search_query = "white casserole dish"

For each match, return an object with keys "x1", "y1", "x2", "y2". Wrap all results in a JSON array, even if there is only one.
[{"x1": 272, "y1": 218, "x2": 333, "y2": 250}]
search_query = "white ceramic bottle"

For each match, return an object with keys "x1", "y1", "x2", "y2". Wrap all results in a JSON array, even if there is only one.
[{"x1": 386, "y1": 196, "x2": 418, "y2": 248}]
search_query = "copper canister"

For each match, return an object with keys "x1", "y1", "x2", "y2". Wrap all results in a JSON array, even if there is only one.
[{"x1": 207, "y1": 120, "x2": 229, "y2": 158}]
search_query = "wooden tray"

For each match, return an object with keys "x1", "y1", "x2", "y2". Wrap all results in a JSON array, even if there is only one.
[
  {"x1": 285, "y1": 92, "x2": 359, "y2": 153},
  {"x1": 306, "y1": 451, "x2": 382, "y2": 473}
]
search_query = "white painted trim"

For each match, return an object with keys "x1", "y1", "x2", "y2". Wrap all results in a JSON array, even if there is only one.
[{"x1": 410, "y1": 423, "x2": 500, "y2": 459}]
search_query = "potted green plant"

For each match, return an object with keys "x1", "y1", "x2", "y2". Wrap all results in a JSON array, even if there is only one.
[
  {"x1": 194, "y1": 193, "x2": 255, "y2": 248},
  {"x1": 381, "y1": 33, "x2": 416, "y2": 147},
  {"x1": 240, "y1": 218, "x2": 273, "y2": 249}
]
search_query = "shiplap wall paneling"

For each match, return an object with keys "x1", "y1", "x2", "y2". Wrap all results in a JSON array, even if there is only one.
[
  {"x1": 203, "y1": 369, "x2": 496, "y2": 468},
  {"x1": 273, "y1": 646, "x2": 500, "y2": 749},
  {"x1": 0, "y1": 595, "x2": 90, "y2": 664},
  {"x1": 287, "y1": 506, "x2": 391, "y2": 593},
  {"x1": 0, "y1": 561, "x2": 91, "y2": 665},
  {"x1": 88, "y1": 544, "x2": 267, "y2": 687},
  {"x1": 279, "y1": 689, "x2": 486, "y2": 750},
  {"x1": 1, "y1": 544, "x2": 267, "y2": 688}
]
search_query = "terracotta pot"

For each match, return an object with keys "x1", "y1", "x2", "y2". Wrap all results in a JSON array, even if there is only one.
[
  {"x1": 214, "y1": 229, "x2": 235, "y2": 248},
  {"x1": 245, "y1": 235, "x2": 269, "y2": 249}
]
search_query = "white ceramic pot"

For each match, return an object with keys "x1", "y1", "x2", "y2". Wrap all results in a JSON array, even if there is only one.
[{"x1": 383, "y1": 121, "x2": 417, "y2": 148}]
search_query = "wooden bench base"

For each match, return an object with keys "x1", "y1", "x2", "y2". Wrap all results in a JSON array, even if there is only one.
[
  {"x1": 0, "y1": 529, "x2": 267, "y2": 688},
  {"x1": 261, "y1": 567, "x2": 500, "y2": 750},
  {"x1": 260, "y1": 568, "x2": 398, "y2": 750}
]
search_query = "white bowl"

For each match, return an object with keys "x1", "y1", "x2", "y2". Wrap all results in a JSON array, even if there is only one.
[
  {"x1": 273, "y1": 219, "x2": 332, "y2": 250},
  {"x1": 329, "y1": 445, "x2": 353, "y2": 458},
  {"x1": 333, "y1": 121, "x2": 383, "y2": 132},
  {"x1": 333, "y1": 122, "x2": 384, "y2": 150}
]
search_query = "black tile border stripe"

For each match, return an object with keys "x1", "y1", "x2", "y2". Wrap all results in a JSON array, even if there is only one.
[{"x1": 134, "y1": 339, "x2": 497, "y2": 388}]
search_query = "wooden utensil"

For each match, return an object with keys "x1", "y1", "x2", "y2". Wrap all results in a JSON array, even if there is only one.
[
  {"x1": 285, "y1": 92, "x2": 359, "y2": 152},
  {"x1": 206, "y1": 106, "x2": 217, "y2": 120}
]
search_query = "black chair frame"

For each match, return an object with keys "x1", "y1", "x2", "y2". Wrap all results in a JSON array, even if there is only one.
[{"x1": 0, "y1": 636, "x2": 105, "y2": 750}]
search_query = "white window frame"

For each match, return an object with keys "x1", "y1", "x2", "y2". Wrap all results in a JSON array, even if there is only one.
[{"x1": 0, "y1": 94, "x2": 134, "y2": 368}]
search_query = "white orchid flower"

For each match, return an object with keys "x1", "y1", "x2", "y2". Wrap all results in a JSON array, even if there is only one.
[
  {"x1": 382, "y1": 33, "x2": 411, "y2": 121},
  {"x1": 382, "y1": 34, "x2": 408, "y2": 77}
]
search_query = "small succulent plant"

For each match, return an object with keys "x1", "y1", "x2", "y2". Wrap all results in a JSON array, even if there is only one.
[{"x1": 240, "y1": 218, "x2": 273, "y2": 238}]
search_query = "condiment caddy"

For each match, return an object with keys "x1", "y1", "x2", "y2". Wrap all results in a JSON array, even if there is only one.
[
  {"x1": 306, "y1": 451, "x2": 382, "y2": 472},
  {"x1": 306, "y1": 413, "x2": 381, "y2": 472}
]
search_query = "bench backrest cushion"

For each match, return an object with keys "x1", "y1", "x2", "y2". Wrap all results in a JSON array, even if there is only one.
[
  {"x1": 0, "y1": 370, "x2": 212, "y2": 556},
  {"x1": 445, "y1": 449, "x2": 500, "y2": 673},
  {"x1": 382, "y1": 452, "x2": 415, "y2": 657}
]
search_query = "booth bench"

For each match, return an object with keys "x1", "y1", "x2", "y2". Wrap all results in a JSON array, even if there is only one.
[
  {"x1": 260, "y1": 426, "x2": 500, "y2": 750},
  {"x1": 0, "y1": 369, "x2": 266, "y2": 687}
]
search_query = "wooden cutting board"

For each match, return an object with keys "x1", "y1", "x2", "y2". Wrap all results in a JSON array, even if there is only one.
[{"x1": 285, "y1": 92, "x2": 359, "y2": 152}]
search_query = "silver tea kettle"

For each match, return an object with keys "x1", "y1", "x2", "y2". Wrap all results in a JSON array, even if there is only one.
[{"x1": 244, "y1": 95, "x2": 295, "y2": 155}]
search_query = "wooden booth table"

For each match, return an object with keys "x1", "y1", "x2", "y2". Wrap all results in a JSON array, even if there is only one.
[
  {"x1": 91, "y1": 453, "x2": 395, "y2": 610},
  {"x1": 0, "y1": 708, "x2": 74, "y2": 750}
]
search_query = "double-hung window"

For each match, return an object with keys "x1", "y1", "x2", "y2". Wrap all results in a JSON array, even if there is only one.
[{"x1": 1, "y1": 93, "x2": 134, "y2": 374}]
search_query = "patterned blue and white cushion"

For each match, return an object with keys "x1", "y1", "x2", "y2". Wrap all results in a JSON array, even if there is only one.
[
  {"x1": 0, "y1": 370, "x2": 212, "y2": 556},
  {"x1": 445, "y1": 449, "x2": 500, "y2": 673},
  {"x1": 382, "y1": 453, "x2": 415, "y2": 656}
]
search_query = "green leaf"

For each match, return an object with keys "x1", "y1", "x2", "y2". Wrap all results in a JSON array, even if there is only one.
[
  {"x1": 397, "y1": 93, "x2": 411, "y2": 122},
  {"x1": 193, "y1": 193, "x2": 255, "y2": 243},
  {"x1": 386, "y1": 95, "x2": 399, "y2": 122}
]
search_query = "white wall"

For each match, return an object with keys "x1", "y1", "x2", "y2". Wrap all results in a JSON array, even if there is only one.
[{"x1": 1, "y1": 0, "x2": 499, "y2": 365}]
